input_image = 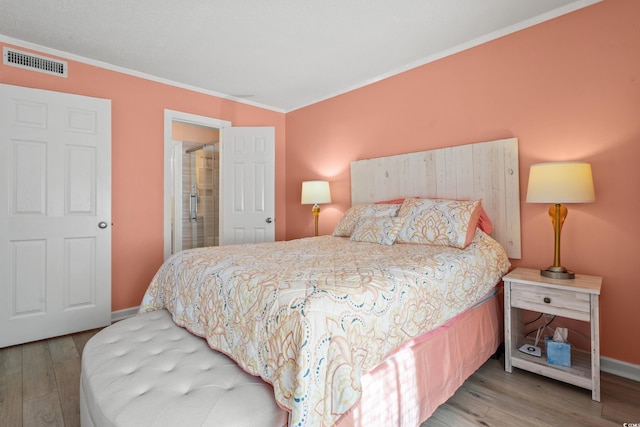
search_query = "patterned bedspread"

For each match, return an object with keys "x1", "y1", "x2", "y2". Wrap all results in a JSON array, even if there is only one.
[{"x1": 140, "y1": 230, "x2": 510, "y2": 426}]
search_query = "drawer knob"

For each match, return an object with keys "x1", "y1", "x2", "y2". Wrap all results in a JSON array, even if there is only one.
[{"x1": 544, "y1": 297, "x2": 551, "y2": 304}]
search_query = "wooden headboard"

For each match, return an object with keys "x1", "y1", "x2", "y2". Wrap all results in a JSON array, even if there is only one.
[{"x1": 350, "y1": 138, "x2": 521, "y2": 259}]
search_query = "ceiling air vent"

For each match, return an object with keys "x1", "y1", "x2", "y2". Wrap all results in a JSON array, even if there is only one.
[{"x1": 3, "y1": 47, "x2": 67, "y2": 77}]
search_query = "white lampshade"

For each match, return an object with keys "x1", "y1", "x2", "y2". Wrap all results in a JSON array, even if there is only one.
[
  {"x1": 301, "y1": 180, "x2": 332, "y2": 205},
  {"x1": 526, "y1": 162, "x2": 595, "y2": 204}
]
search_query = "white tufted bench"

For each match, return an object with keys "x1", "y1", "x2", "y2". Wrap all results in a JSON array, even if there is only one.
[{"x1": 80, "y1": 309, "x2": 288, "y2": 427}]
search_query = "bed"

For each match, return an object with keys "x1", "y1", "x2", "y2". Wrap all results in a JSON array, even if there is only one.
[{"x1": 81, "y1": 137, "x2": 520, "y2": 427}]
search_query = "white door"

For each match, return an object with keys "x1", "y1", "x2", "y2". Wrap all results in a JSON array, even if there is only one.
[
  {"x1": 220, "y1": 127, "x2": 275, "y2": 245},
  {"x1": 0, "y1": 84, "x2": 111, "y2": 348}
]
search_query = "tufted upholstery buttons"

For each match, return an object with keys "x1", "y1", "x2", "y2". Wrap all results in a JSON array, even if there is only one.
[{"x1": 80, "y1": 309, "x2": 288, "y2": 427}]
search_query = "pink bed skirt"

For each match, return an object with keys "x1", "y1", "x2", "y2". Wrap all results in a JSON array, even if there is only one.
[{"x1": 333, "y1": 291, "x2": 502, "y2": 427}]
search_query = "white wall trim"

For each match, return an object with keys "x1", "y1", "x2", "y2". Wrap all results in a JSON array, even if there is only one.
[
  {"x1": 2, "y1": 2, "x2": 600, "y2": 114},
  {"x1": 288, "y1": 0, "x2": 602, "y2": 111},
  {"x1": 0, "y1": 35, "x2": 284, "y2": 113},
  {"x1": 601, "y1": 356, "x2": 640, "y2": 382},
  {"x1": 111, "y1": 306, "x2": 139, "y2": 323}
]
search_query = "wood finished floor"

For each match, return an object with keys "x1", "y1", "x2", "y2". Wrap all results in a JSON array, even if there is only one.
[{"x1": 1, "y1": 329, "x2": 639, "y2": 427}]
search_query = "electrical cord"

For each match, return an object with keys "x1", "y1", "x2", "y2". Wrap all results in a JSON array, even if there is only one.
[
  {"x1": 524, "y1": 315, "x2": 556, "y2": 338},
  {"x1": 523, "y1": 313, "x2": 543, "y2": 326},
  {"x1": 522, "y1": 313, "x2": 592, "y2": 349}
]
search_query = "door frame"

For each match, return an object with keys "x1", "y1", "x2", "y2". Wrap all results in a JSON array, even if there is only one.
[{"x1": 163, "y1": 109, "x2": 230, "y2": 260}]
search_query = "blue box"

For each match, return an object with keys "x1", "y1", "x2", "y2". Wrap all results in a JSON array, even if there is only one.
[{"x1": 546, "y1": 340, "x2": 571, "y2": 367}]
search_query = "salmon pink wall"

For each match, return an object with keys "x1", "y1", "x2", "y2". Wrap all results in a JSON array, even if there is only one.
[
  {"x1": 285, "y1": 0, "x2": 640, "y2": 365},
  {"x1": 172, "y1": 122, "x2": 219, "y2": 143},
  {"x1": 0, "y1": 43, "x2": 286, "y2": 312}
]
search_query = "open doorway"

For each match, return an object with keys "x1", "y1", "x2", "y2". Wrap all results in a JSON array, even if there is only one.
[
  {"x1": 164, "y1": 110, "x2": 230, "y2": 260},
  {"x1": 172, "y1": 140, "x2": 219, "y2": 254},
  {"x1": 164, "y1": 110, "x2": 276, "y2": 259}
]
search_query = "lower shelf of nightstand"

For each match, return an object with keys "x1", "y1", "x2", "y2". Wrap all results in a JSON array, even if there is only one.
[{"x1": 510, "y1": 341, "x2": 593, "y2": 390}]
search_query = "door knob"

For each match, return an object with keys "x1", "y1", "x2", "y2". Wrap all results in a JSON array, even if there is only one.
[
  {"x1": 265, "y1": 217, "x2": 273, "y2": 224},
  {"x1": 98, "y1": 221, "x2": 108, "y2": 229}
]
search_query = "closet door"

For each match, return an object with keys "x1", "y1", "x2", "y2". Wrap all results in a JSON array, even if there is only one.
[{"x1": 0, "y1": 84, "x2": 112, "y2": 347}]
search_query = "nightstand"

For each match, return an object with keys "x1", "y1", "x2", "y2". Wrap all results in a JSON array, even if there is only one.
[{"x1": 503, "y1": 267, "x2": 602, "y2": 401}]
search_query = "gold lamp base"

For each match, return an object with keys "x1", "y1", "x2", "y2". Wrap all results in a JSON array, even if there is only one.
[
  {"x1": 541, "y1": 203, "x2": 575, "y2": 280},
  {"x1": 541, "y1": 266, "x2": 575, "y2": 280},
  {"x1": 312, "y1": 204, "x2": 320, "y2": 237}
]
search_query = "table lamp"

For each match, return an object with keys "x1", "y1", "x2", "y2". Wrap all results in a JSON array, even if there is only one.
[
  {"x1": 301, "y1": 180, "x2": 332, "y2": 236},
  {"x1": 526, "y1": 162, "x2": 595, "y2": 279}
]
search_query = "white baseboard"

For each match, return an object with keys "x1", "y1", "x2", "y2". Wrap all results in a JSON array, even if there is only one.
[
  {"x1": 111, "y1": 306, "x2": 140, "y2": 323},
  {"x1": 601, "y1": 356, "x2": 640, "y2": 382}
]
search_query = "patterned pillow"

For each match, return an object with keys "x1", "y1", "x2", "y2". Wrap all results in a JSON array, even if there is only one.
[
  {"x1": 350, "y1": 216, "x2": 404, "y2": 245},
  {"x1": 395, "y1": 198, "x2": 482, "y2": 248},
  {"x1": 333, "y1": 203, "x2": 401, "y2": 237}
]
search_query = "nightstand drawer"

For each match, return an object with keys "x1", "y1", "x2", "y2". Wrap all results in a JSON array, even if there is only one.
[{"x1": 510, "y1": 282, "x2": 591, "y2": 321}]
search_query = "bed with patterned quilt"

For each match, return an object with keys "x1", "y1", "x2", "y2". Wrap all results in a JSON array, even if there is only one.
[
  {"x1": 81, "y1": 138, "x2": 520, "y2": 427},
  {"x1": 139, "y1": 196, "x2": 510, "y2": 426}
]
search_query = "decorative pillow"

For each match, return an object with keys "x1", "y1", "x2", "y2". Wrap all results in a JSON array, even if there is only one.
[
  {"x1": 374, "y1": 198, "x2": 407, "y2": 204},
  {"x1": 350, "y1": 216, "x2": 403, "y2": 245},
  {"x1": 395, "y1": 198, "x2": 482, "y2": 248},
  {"x1": 377, "y1": 197, "x2": 492, "y2": 234},
  {"x1": 333, "y1": 203, "x2": 400, "y2": 237}
]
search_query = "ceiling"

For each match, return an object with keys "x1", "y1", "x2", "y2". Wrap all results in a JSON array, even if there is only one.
[{"x1": 0, "y1": 0, "x2": 598, "y2": 112}]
